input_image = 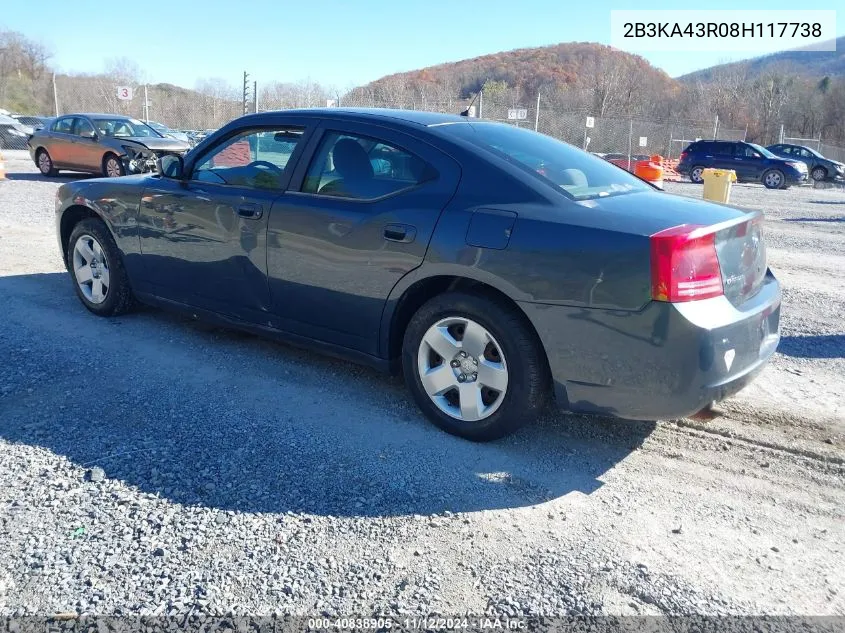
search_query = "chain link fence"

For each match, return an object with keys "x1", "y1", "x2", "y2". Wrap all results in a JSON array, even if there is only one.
[{"x1": 3, "y1": 76, "x2": 844, "y2": 163}]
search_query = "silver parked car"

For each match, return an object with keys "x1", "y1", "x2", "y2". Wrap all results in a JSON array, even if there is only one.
[
  {"x1": 143, "y1": 120, "x2": 194, "y2": 146},
  {"x1": 28, "y1": 113, "x2": 191, "y2": 177}
]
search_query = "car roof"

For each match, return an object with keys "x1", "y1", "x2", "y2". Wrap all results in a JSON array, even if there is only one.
[
  {"x1": 246, "y1": 107, "x2": 470, "y2": 128},
  {"x1": 58, "y1": 113, "x2": 136, "y2": 120}
]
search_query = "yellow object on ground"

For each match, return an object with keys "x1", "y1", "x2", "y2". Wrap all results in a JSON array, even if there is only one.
[{"x1": 702, "y1": 168, "x2": 736, "y2": 203}]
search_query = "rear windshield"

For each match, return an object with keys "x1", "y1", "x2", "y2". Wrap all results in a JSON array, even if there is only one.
[{"x1": 442, "y1": 122, "x2": 651, "y2": 201}]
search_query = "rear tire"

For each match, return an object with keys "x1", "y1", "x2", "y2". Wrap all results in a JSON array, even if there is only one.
[
  {"x1": 811, "y1": 166, "x2": 827, "y2": 182},
  {"x1": 36, "y1": 149, "x2": 57, "y2": 176},
  {"x1": 763, "y1": 169, "x2": 784, "y2": 189},
  {"x1": 689, "y1": 165, "x2": 705, "y2": 184},
  {"x1": 402, "y1": 291, "x2": 549, "y2": 441},
  {"x1": 67, "y1": 218, "x2": 135, "y2": 316}
]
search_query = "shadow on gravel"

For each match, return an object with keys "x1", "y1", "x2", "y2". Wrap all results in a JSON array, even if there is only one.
[
  {"x1": 5, "y1": 171, "x2": 95, "y2": 183},
  {"x1": 0, "y1": 272, "x2": 655, "y2": 518},
  {"x1": 778, "y1": 334, "x2": 845, "y2": 359}
]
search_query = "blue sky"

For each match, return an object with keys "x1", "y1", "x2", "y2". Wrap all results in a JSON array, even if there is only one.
[{"x1": 1, "y1": 0, "x2": 841, "y2": 89}]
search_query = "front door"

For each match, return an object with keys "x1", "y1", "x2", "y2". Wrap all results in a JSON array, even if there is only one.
[
  {"x1": 734, "y1": 144, "x2": 764, "y2": 180},
  {"x1": 67, "y1": 117, "x2": 103, "y2": 172},
  {"x1": 136, "y1": 124, "x2": 311, "y2": 322},
  {"x1": 265, "y1": 122, "x2": 461, "y2": 355}
]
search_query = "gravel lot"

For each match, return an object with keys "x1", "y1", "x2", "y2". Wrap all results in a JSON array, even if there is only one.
[{"x1": 0, "y1": 151, "x2": 843, "y2": 618}]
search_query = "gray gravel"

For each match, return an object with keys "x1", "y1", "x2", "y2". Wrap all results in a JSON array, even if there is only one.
[{"x1": 0, "y1": 153, "x2": 843, "y2": 618}]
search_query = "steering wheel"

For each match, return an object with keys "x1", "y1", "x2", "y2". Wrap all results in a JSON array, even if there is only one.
[{"x1": 248, "y1": 160, "x2": 283, "y2": 173}]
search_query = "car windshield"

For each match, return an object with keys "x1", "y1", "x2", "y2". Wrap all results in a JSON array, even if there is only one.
[
  {"x1": 147, "y1": 121, "x2": 170, "y2": 133},
  {"x1": 802, "y1": 146, "x2": 823, "y2": 158},
  {"x1": 443, "y1": 122, "x2": 651, "y2": 200},
  {"x1": 749, "y1": 143, "x2": 778, "y2": 159},
  {"x1": 92, "y1": 118, "x2": 161, "y2": 138}
]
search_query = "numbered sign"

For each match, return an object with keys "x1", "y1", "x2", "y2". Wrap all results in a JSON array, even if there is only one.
[
  {"x1": 116, "y1": 86, "x2": 133, "y2": 101},
  {"x1": 507, "y1": 108, "x2": 528, "y2": 120},
  {"x1": 639, "y1": 136, "x2": 647, "y2": 147},
  {"x1": 585, "y1": 116, "x2": 595, "y2": 128},
  {"x1": 326, "y1": 99, "x2": 337, "y2": 107}
]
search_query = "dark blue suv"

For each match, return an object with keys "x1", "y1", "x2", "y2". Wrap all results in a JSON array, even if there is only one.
[{"x1": 677, "y1": 140, "x2": 808, "y2": 189}]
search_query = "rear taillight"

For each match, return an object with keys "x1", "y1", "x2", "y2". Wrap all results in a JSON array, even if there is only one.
[
  {"x1": 650, "y1": 224, "x2": 723, "y2": 302},
  {"x1": 679, "y1": 151, "x2": 688, "y2": 162}
]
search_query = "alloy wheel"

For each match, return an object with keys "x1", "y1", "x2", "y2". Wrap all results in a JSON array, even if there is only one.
[
  {"x1": 72, "y1": 234, "x2": 110, "y2": 304},
  {"x1": 417, "y1": 317, "x2": 508, "y2": 422},
  {"x1": 106, "y1": 157, "x2": 123, "y2": 177},
  {"x1": 38, "y1": 152, "x2": 52, "y2": 174}
]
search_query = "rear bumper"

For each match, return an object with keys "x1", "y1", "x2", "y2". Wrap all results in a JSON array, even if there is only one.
[{"x1": 519, "y1": 272, "x2": 781, "y2": 420}]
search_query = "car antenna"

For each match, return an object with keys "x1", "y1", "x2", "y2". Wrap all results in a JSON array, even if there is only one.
[{"x1": 460, "y1": 90, "x2": 481, "y2": 117}]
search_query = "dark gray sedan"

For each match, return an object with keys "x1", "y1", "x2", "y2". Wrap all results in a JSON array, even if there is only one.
[
  {"x1": 766, "y1": 143, "x2": 845, "y2": 182},
  {"x1": 54, "y1": 108, "x2": 780, "y2": 441},
  {"x1": 28, "y1": 113, "x2": 191, "y2": 177}
]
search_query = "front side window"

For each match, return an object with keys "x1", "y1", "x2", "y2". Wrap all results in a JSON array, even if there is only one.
[
  {"x1": 443, "y1": 121, "x2": 650, "y2": 201},
  {"x1": 192, "y1": 127, "x2": 304, "y2": 190},
  {"x1": 74, "y1": 118, "x2": 95, "y2": 138},
  {"x1": 739, "y1": 145, "x2": 762, "y2": 158},
  {"x1": 302, "y1": 131, "x2": 432, "y2": 200},
  {"x1": 92, "y1": 118, "x2": 160, "y2": 138},
  {"x1": 53, "y1": 117, "x2": 74, "y2": 134}
]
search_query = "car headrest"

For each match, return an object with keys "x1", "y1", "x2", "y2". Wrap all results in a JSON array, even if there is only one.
[{"x1": 332, "y1": 139, "x2": 373, "y2": 180}]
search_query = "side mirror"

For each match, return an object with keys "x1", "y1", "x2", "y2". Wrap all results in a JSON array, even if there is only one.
[{"x1": 158, "y1": 154, "x2": 184, "y2": 179}]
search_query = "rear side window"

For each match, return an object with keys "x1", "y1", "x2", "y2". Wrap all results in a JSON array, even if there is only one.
[
  {"x1": 52, "y1": 118, "x2": 74, "y2": 134},
  {"x1": 713, "y1": 142, "x2": 735, "y2": 156},
  {"x1": 444, "y1": 121, "x2": 650, "y2": 201},
  {"x1": 301, "y1": 131, "x2": 433, "y2": 200}
]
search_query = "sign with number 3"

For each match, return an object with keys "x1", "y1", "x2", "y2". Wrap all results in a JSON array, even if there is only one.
[{"x1": 116, "y1": 86, "x2": 133, "y2": 101}]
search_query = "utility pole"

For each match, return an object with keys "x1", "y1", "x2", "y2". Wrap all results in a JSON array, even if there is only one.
[
  {"x1": 253, "y1": 80, "x2": 258, "y2": 113},
  {"x1": 242, "y1": 71, "x2": 250, "y2": 115},
  {"x1": 143, "y1": 85, "x2": 150, "y2": 121},
  {"x1": 534, "y1": 90, "x2": 540, "y2": 132},
  {"x1": 52, "y1": 73, "x2": 59, "y2": 117},
  {"x1": 713, "y1": 114, "x2": 719, "y2": 140}
]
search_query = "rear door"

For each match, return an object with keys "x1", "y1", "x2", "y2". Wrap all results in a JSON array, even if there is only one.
[
  {"x1": 711, "y1": 142, "x2": 738, "y2": 172},
  {"x1": 265, "y1": 121, "x2": 461, "y2": 355},
  {"x1": 46, "y1": 116, "x2": 77, "y2": 166}
]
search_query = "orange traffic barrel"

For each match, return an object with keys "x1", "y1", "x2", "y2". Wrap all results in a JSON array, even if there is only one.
[{"x1": 634, "y1": 155, "x2": 664, "y2": 189}]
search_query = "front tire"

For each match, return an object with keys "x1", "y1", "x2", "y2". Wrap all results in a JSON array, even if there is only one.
[
  {"x1": 811, "y1": 166, "x2": 827, "y2": 182},
  {"x1": 102, "y1": 153, "x2": 125, "y2": 178},
  {"x1": 36, "y1": 149, "x2": 57, "y2": 176},
  {"x1": 402, "y1": 291, "x2": 549, "y2": 441},
  {"x1": 763, "y1": 169, "x2": 784, "y2": 190},
  {"x1": 67, "y1": 218, "x2": 134, "y2": 316},
  {"x1": 689, "y1": 165, "x2": 705, "y2": 184}
]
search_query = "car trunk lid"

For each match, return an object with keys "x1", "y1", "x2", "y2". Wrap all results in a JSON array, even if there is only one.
[{"x1": 714, "y1": 211, "x2": 767, "y2": 306}]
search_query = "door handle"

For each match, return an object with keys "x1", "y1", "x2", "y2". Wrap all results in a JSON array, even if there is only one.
[
  {"x1": 383, "y1": 223, "x2": 416, "y2": 243},
  {"x1": 237, "y1": 203, "x2": 263, "y2": 219}
]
